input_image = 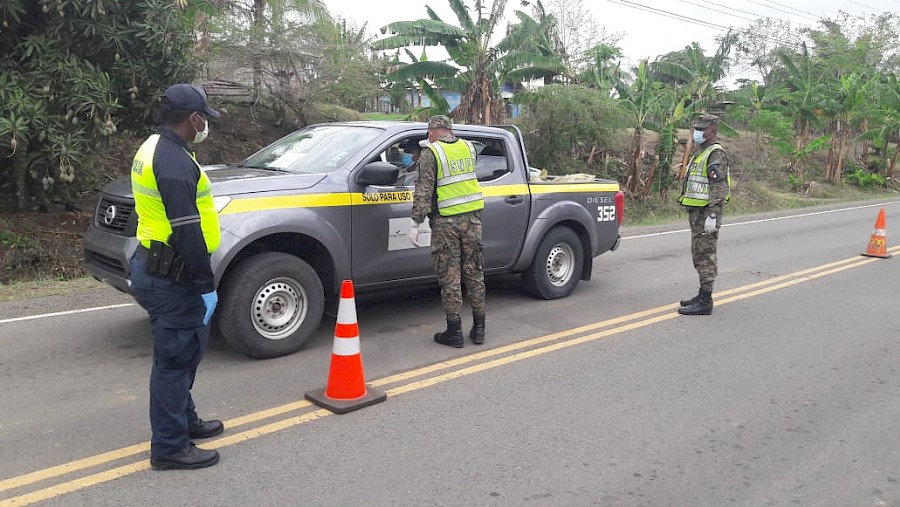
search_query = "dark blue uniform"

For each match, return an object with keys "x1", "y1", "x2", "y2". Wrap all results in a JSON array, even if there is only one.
[{"x1": 129, "y1": 128, "x2": 215, "y2": 459}]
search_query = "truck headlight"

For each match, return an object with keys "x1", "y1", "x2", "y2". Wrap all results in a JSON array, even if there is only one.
[{"x1": 213, "y1": 196, "x2": 232, "y2": 213}]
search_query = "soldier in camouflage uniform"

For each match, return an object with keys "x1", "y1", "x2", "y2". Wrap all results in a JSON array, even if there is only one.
[
  {"x1": 678, "y1": 113, "x2": 730, "y2": 315},
  {"x1": 409, "y1": 115, "x2": 486, "y2": 347}
]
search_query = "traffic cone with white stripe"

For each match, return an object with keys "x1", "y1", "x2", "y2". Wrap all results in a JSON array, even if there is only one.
[
  {"x1": 305, "y1": 280, "x2": 386, "y2": 414},
  {"x1": 861, "y1": 208, "x2": 891, "y2": 259}
]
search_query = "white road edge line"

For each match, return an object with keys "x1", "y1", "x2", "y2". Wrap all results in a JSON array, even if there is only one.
[
  {"x1": 5, "y1": 201, "x2": 898, "y2": 324},
  {"x1": 623, "y1": 201, "x2": 898, "y2": 240},
  {"x1": 0, "y1": 304, "x2": 136, "y2": 325}
]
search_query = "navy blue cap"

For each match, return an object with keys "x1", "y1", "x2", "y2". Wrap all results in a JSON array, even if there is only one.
[{"x1": 162, "y1": 84, "x2": 220, "y2": 118}]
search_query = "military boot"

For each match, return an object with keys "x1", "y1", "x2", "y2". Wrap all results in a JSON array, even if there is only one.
[
  {"x1": 678, "y1": 288, "x2": 713, "y2": 315},
  {"x1": 470, "y1": 312, "x2": 485, "y2": 345},
  {"x1": 434, "y1": 315, "x2": 464, "y2": 348},
  {"x1": 680, "y1": 289, "x2": 702, "y2": 307}
]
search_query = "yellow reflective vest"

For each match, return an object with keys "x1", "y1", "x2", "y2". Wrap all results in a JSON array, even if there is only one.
[
  {"x1": 131, "y1": 134, "x2": 220, "y2": 252},
  {"x1": 678, "y1": 143, "x2": 730, "y2": 207},
  {"x1": 427, "y1": 139, "x2": 484, "y2": 216}
]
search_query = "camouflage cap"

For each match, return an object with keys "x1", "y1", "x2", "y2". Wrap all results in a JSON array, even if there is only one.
[
  {"x1": 692, "y1": 113, "x2": 720, "y2": 129},
  {"x1": 428, "y1": 115, "x2": 452, "y2": 130}
]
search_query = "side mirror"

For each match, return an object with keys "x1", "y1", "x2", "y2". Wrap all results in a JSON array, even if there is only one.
[{"x1": 357, "y1": 161, "x2": 400, "y2": 186}]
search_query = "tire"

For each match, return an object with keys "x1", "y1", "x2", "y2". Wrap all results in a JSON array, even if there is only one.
[
  {"x1": 217, "y1": 252, "x2": 325, "y2": 359},
  {"x1": 522, "y1": 226, "x2": 584, "y2": 300}
]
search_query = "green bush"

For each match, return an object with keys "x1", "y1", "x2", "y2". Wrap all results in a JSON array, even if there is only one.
[
  {"x1": 307, "y1": 104, "x2": 364, "y2": 124},
  {"x1": 0, "y1": 0, "x2": 199, "y2": 211},
  {"x1": 513, "y1": 85, "x2": 627, "y2": 176},
  {"x1": 845, "y1": 169, "x2": 886, "y2": 189}
]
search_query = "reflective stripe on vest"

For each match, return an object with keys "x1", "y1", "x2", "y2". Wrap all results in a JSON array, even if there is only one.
[
  {"x1": 678, "y1": 144, "x2": 730, "y2": 207},
  {"x1": 428, "y1": 140, "x2": 484, "y2": 216},
  {"x1": 131, "y1": 134, "x2": 221, "y2": 252}
]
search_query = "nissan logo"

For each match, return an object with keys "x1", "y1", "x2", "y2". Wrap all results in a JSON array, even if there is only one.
[{"x1": 103, "y1": 204, "x2": 117, "y2": 225}]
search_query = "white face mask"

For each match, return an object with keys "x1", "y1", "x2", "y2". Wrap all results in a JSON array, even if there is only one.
[
  {"x1": 692, "y1": 129, "x2": 705, "y2": 144},
  {"x1": 193, "y1": 115, "x2": 209, "y2": 144}
]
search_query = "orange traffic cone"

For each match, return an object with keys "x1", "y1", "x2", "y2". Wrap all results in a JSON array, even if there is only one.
[
  {"x1": 305, "y1": 280, "x2": 386, "y2": 414},
  {"x1": 861, "y1": 208, "x2": 891, "y2": 259}
]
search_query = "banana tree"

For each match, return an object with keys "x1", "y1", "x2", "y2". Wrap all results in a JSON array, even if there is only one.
[
  {"x1": 860, "y1": 73, "x2": 900, "y2": 180},
  {"x1": 820, "y1": 72, "x2": 871, "y2": 182},
  {"x1": 579, "y1": 42, "x2": 625, "y2": 96},
  {"x1": 726, "y1": 81, "x2": 784, "y2": 154},
  {"x1": 615, "y1": 60, "x2": 671, "y2": 196},
  {"x1": 495, "y1": 1, "x2": 574, "y2": 84},
  {"x1": 651, "y1": 37, "x2": 735, "y2": 179},
  {"x1": 373, "y1": 0, "x2": 566, "y2": 125},
  {"x1": 771, "y1": 45, "x2": 827, "y2": 178}
]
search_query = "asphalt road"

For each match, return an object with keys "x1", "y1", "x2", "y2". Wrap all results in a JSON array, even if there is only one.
[{"x1": 2, "y1": 200, "x2": 900, "y2": 506}]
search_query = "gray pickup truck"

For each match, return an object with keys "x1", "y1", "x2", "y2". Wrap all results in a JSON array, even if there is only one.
[{"x1": 84, "y1": 122, "x2": 623, "y2": 358}]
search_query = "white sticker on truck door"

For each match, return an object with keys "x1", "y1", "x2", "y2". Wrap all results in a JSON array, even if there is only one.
[{"x1": 388, "y1": 217, "x2": 432, "y2": 250}]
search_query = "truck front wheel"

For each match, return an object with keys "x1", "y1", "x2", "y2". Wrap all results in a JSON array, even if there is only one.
[
  {"x1": 523, "y1": 226, "x2": 584, "y2": 300},
  {"x1": 218, "y1": 252, "x2": 325, "y2": 359}
]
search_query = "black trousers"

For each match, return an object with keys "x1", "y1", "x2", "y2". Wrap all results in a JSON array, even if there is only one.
[{"x1": 130, "y1": 251, "x2": 208, "y2": 458}]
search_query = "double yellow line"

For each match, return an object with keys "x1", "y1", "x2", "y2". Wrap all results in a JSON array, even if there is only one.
[{"x1": 2, "y1": 247, "x2": 896, "y2": 506}]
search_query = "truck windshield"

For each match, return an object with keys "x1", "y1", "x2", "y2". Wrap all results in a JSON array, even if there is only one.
[{"x1": 242, "y1": 125, "x2": 382, "y2": 174}]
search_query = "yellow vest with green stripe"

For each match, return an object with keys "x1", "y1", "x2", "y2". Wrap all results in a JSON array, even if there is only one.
[
  {"x1": 427, "y1": 139, "x2": 484, "y2": 216},
  {"x1": 131, "y1": 134, "x2": 221, "y2": 252},
  {"x1": 678, "y1": 144, "x2": 730, "y2": 207}
]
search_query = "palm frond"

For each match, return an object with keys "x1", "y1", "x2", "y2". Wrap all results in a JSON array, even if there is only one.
[
  {"x1": 419, "y1": 79, "x2": 451, "y2": 113},
  {"x1": 448, "y1": 0, "x2": 475, "y2": 32},
  {"x1": 385, "y1": 61, "x2": 461, "y2": 82},
  {"x1": 426, "y1": 6, "x2": 443, "y2": 22},
  {"x1": 374, "y1": 19, "x2": 465, "y2": 49}
]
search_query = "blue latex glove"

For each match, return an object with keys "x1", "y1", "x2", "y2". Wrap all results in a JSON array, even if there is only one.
[{"x1": 201, "y1": 290, "x2": 218, "y2": 326}]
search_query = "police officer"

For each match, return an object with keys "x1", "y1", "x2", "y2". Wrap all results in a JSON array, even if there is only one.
[
  {"x1": 678, "y1": 113, "x2": 730, "y2": 316},
  {"x1": 409, "y1": 115, "x2": 486, "y2": 347},
  {"x1": 129, "y1": 83, "x2": 223, "y2": 470}
]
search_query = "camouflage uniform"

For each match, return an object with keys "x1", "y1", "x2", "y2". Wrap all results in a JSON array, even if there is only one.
[
  {"x1": 688, "y1": 147, "x2": 728, "y2": 291},
  {"x1": 411, "y1": 133, "x2": 486, "y2": 317}
]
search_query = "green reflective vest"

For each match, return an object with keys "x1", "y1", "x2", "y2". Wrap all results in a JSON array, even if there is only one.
[
  {"x1": 131, "y1": 134, "x2": 221, "y2": 252},
  {"x1": 427, "y1": 139, "x2": 484, "y2": 216},
  {"x1": 678, "y1": 143, "x2": 731, "y2": 207}
]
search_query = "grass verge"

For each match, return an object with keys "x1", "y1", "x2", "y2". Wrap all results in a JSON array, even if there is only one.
[
  {"x1": 0, "y1": 276, "x2": 106, "y2": 303},
  {"x1": 625, "y1": 180, "x2": 899, "y2": 226}
]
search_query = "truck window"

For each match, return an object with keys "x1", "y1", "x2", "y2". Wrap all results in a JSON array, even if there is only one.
[
  {"x1": 243, "y1": 125, "x2": 381, "y2": 174},
  {"x1": 461, "y1": 136, "x2": 510, "y2": 182}
]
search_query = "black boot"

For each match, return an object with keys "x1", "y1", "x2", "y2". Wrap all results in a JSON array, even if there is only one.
[
  {"x1": 678, "y1": 288, "x2": 713, "y2": 315},
  {"x1": 680, "y1": 289, "x2": 702, "y2": 307},
  {"x1": 435, "y1": 315, "x2": 464, "y2": 348},
  {"x1": 470, "y1": 313, "x2": 485, "y2": 345}
]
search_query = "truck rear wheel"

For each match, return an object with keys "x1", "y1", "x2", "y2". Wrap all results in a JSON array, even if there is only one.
[
  {"x1": 523, "y1": 226, "x2": 584, "y2": 300},
  {"x1": 218, "y1": 252, "x2": 324, "y2": 359}
]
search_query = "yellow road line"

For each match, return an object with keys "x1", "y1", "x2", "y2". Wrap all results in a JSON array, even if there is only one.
[{"x1": 1, "y1": 248, "x2": 896, "y2": 505}]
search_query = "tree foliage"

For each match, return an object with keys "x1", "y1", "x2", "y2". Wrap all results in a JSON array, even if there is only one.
[
  {"x1": 0, "y1": 0, "x2": 200, "y2": 210},
  {"x1": 373, "y1": 0, "x2": 568, "y2": 125},
  {"x1": 207, "y1": 1, "x2": 382, "y2": 126},
  {"x1": 514, "y1": 85, "x2": 626, "y2": 175}
]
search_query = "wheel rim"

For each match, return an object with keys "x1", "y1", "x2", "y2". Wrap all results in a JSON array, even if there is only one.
[
  {"x1": 250, "y1": 277, "x2": 308, "y2": 341},
  {"x1": 546, "y1": 242, "x2": 575, "y2": 287}
]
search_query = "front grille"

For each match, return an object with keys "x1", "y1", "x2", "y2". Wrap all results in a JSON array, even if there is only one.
[
  {"x1": 95, "y1": 196, "x2": 136, "y2": 235},
  {"x1": 85, "y1": 250, "x2": 127, "y2": 277}
]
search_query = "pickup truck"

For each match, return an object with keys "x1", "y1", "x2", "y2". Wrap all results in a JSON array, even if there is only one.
[{"x1": 84, "y1": 121, "x2": 623, "y2": 358}]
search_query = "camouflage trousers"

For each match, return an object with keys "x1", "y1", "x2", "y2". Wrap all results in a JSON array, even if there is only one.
[
  {"x1": 430, "y1": 211, "x2": 486, "y2": 316},
  {"x1": 688, "y1": 208, "x2": 720, "y2": 291}
]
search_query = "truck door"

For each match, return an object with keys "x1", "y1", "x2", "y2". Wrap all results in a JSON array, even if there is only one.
[
  {"x1": 457, "y1": 133, "x2": 531, "y2": 270},
  {"x1": 349, "y1": 136, "x2": 434, "y2": 286}
]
